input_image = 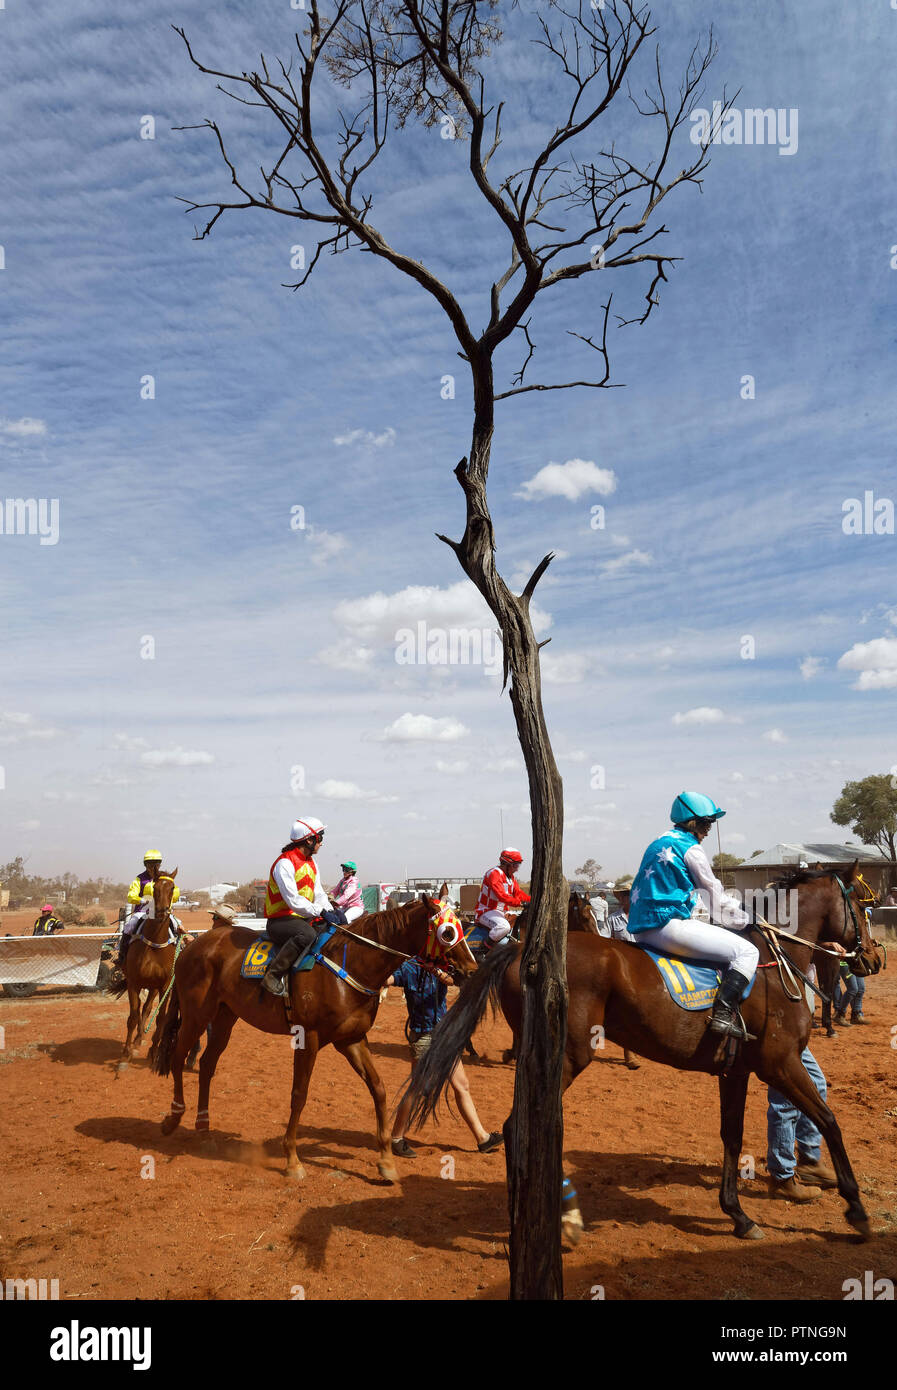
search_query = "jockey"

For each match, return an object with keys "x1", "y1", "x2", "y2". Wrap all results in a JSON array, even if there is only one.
[
  {"x1": 473, "y1": 849, "x2": 531, "y2": 949},
  {"x1": 261, "y1": 817, "x2": 347, "y2": 997},
  {"x1": 332, "y1": 860, "x2": 364, "y2": 924},
  {"x1": 116, "y1": 850, "x2": 181, "y2": 968},
  {"x1": 628, "y1": 793, "x2": 759, "y2": 1038},
  {"x1": 33, "y1": 904, "x2": 64, "y2": 936}
]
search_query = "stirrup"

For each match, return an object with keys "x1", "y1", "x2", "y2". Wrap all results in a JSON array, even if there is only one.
[{"x1": 261, "y1": 969, "x2": 290, "y2": 997}]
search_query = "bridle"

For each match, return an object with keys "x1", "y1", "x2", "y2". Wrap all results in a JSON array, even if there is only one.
[{"x1": 753, "y1": 873, "x2": 869, "y2": 1002}]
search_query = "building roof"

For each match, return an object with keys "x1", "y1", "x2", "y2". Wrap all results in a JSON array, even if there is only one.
[{"x1": 739, "y1": 843, "x2": 887, "y2": 867}]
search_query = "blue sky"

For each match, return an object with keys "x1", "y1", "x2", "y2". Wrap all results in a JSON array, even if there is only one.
[{"x1": 1, "y1": 0, "x2": 895, "y2": 888}]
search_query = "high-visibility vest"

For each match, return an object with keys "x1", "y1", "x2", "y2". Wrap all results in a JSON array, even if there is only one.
[{"x1": 264, "y1": 847, "x2": 317, "y2": 919}]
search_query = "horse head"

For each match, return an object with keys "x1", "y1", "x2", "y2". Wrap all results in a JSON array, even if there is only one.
[
  {"x1": 420, "y1": 893, "x2": 478, "y2": 979},
  {"x1": 153, "y1": 867, "x2": 178, "y2": 919}
]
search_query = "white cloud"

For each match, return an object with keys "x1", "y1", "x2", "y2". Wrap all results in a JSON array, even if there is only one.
[
  {"x1": 800, "y1": 656, "x2": 823, "y2": 680},
  {"x1": 672, "y1": 707, "x2": 731, "y2": 726},
  {"x1": 333, "y1": 426, "x2": 396, "y2": 448},
  {"x1": 484, "y1": 757, "x2": 522, "y2": 773},
  {"x1": 314, "y1": 639, "x2": 374, "y2": 672},
  {"x1": 314, "y1": 778, "x2": 397, "y2": 803},
  {"x1": 837, "y1": 637, "x2": 897, "y2": 690},
  {"x1": 726, "y1": 832, "x2": 747, "y2": 844},
  {"x1": 378, "y1": 712, "x2": 469, "y2": 742},
  {"x1": 19, "y1": 819, "x2": 41, "y2": 830},
  {"x1": 435, "y1": 759, "x2": 469, "y2": 774},
  {"x1": 306, "y1": 527, "x2": 348, "y2": 566},
  {"x1": 601, "y1": 548, "x2": 654, "y2": 578},
  {"x1": 0, "y1": 710, "x2": 61, "y2": 743},
  {"x1": 560, "y1": 750, "x2": 587, "y2": 763},
  {"x1": 541, "y1": 651, "x2": 591, "y2": 684},
  {"x1": 1, "y1": 417, "x2": 47, "y2": 437},
  {"x1": 109, "y1": 732, "x2": 149, "y2": 752},
  {"x1": 763, "y1": 728, "x2": 788, "y2": 743},
  {"x1": 516, "y1": 458, "x2": 617, "y2": 502},
  {"x1": 334, "y1": 580, "x2": 550, "y2": 643},
  {"x1": 726, "y1": 771, "x2": 744, "y2": 782},
  {"x1": 140, "y1": 747, "x2": 215, "y2": 767}
]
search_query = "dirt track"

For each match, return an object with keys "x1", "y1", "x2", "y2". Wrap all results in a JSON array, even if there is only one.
[{"x1": 2, "y1": 942, "x2": 896, "y2": 1303}]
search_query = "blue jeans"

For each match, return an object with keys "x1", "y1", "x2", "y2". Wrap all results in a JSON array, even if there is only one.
[
  {"x1": 767, "y1": 1047, "x2": 827, "y2": 1180},
  {"x1": 852, "y1": 974, "x2": 866, "y2": 1015},
  {"x1": 834, "y1": 973, "x2": 859, "y2": 1014}
]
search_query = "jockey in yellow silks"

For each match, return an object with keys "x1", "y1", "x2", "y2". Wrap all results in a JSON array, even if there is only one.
[
  {"x1": 628, "y1": 793, "x2": 758, "y2": 1038},
  {"x1": 261, "y1": 817, "x2": 348, "y2": 997},
  {"x1": 116, "y1": 850, "x2": 181, "y2": 968}
]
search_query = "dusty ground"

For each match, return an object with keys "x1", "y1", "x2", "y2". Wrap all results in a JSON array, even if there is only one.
[{"x1": 1, "y1": 947, "x2": 895, "y2": 1302}]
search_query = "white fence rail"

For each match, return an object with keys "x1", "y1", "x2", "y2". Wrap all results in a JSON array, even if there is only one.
[{"x1": 0, "y1": 933, "x2": 110, "y2": 988}]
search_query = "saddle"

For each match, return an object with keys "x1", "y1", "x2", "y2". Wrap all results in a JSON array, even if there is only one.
[
  {"x1": 636, "y1": 946, "x2": 755, "y2": 1012},
  {"x1": 239, "y1": 926, "x2": 337, "y2": 980}
]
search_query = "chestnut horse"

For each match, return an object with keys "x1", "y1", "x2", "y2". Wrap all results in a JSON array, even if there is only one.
[
  {"x1": 152, "y1": 895, "x2": 477, "y2": 1182},
  {"x1": 817, "y1": 872, "x2": 878, "y2": 1035},
  {"x1": 406, "y1": 865, "x2": 884, "y2": 1242},
  {"x1": 112, "y1": 869, "x2": 183, "y2": 1074}
]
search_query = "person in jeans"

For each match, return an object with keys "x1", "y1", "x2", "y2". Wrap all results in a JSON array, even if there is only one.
[
  {"x1": 767, "y1": 1047, "x2": 836, "y2": 1201},
  {"x1": 388, "y1": 957, "x2": 502, "y2": 1158}
]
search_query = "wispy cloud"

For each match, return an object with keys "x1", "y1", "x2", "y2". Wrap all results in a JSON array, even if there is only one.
[
  {"x1": 516, "y1": 458, "x2": 617, "y2": 502},
  {"x1": 377, "y1": 713, "x2": 469, "y2": 742},
  {"x1": 333, "y1": 427, "x2": 396, "y2": 447},
  {"x1": 140, "y1": 747, "x2": 215, "y2": 767}
]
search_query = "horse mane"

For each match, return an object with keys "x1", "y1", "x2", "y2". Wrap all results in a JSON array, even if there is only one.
[
  {"x1": 769, "y1": 865, "x2": 847, "y2": 889},
  {"x1": 358, "y1": 897, "x2": 426, "y2": 947}
]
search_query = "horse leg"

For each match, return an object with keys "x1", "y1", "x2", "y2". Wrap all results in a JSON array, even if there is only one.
[
  {"x1": 335, "y1": 1038, "x2": 397, "y2": 1184},
  {"x1": 139, "y1": 989, "x2": 157, "y2": 1038},
  {"x1": 117, "y1": 986, "x2": 142, "y2": 1073},
  {"x1": 282, "y1": 1031, "x2": 319, "y2": 1181},
  {"x1": 559, "y1": 1051, "x2": 590, "y2": 1246},
  {"x1": 757, "y1": 1053, "x2": 870, "y2": 1238},
  {"x1": 160, "y1": 999, "x2": 211, "y2": 1137},
  {"x1": 194, "y1": 1007, "x2": 237, "y2": 1131},
  {"x1": 718, "y1": 1068, "x2": 763, "y2": 1240}
]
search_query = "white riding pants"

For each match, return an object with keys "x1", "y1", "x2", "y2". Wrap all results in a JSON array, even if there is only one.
[
  {"x1": 478, "y1": 908, "x2": 512, "y2": 945},
  {"x1": 635, "y1": 917, "x2": 759, "y2": 980},
  {"x1": 344, "y1": 904, "x2": 364, "y2": 924}
]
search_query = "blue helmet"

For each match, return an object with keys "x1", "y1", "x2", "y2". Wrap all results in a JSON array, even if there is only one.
[{"x1": 670, "y1": 791, "x2": 725, "y2": 825}]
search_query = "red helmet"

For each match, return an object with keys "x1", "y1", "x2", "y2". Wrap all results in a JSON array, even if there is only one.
[{"x1": 499, "y1": 847, "x2": 523, "y2": 865}]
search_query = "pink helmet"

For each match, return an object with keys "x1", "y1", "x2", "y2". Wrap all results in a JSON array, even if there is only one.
[{"x1": 42, "y1": 903, "x2": 54, "y2": 912}]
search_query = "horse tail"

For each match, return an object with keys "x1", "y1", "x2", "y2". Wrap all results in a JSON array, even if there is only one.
[
  {"x1": 152, "y1": 990, "x2": 181, "y2": 1077},
  {"x1": 402, "y1": 945, "x2": 517, "y2": 1130},
  {"x1": 108, "y1": 974, "x2": 130, "y2": 1000}
]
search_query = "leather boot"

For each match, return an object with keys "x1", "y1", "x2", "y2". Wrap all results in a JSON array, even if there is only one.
[
  {"x1": 768, "y1": 1175, "x2": 822, "y2": 1203},
  {"x1": 261, "y1": 937, "x2": 302, "y2": 997},
  {"x1": 115, "y1": 934, "x2": 132, "y2": 971},
  {"x1": 796, "y1": 1157, "x2": 837, "y2": 1189},
  {"x1": 708, "y1": 968, "x2": 752, "y2": 1036}
]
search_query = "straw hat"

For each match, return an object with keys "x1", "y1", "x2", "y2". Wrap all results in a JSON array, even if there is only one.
[{"x1": 210, "y1": 903, "x2": 239, "y2": 924}]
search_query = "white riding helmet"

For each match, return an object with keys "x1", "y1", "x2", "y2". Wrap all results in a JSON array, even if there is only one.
[{"x1": 290, "y1": 816, "x2": 327, "y2": 842}]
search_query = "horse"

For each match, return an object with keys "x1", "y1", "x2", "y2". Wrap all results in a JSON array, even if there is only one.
[
  {"x1": 112, "y1": 869, "x2": 186, "y2": 1074},
  {"x1": 404, "y1": 864, "x2": 885, "y2": 1243},
  {"x1": 151, "y1": 895, "x2": 477, "y2": 1183},
  {"x1": 818, "y1": 871, "x2": 878, "y2": 1034},
  {"x1": 505, "y1": 891, "x2": 638, "y2": 1069}
]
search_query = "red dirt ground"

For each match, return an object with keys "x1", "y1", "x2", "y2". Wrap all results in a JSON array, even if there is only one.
[{"x1": 1, "y1": 936, "x2": 895, "y2": 1302}]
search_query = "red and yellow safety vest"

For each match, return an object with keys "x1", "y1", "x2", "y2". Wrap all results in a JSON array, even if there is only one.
[{"x1": 264, "y1": 846, "x2": 318, "y2": 919}]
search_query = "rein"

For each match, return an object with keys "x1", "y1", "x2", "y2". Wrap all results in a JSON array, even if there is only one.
[{"x1": 753, "y1": 873, "x2": 867, "y2": 1004}]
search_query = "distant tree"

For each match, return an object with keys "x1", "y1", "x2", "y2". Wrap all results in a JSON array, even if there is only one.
[
  {"x1": 831, "y1": 775, "x2": 897, "y2": 864},
  {"x1": 712, "y1": 852, "x2": 743, "y2": 875},
  {"x1": 574, "y1": 859, "x2": 603, "y2": 890},
  {"x1": 750, "y1": 849, "x2": 763, "y2": 859}
]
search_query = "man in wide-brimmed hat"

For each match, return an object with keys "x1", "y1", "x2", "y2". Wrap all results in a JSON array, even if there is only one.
[
  {"x1": 209, "y1": 903, "x2": 239, "y2": 927},
  {"x1": 608, "y1": 877, "x2": 635, "y2": 942}
]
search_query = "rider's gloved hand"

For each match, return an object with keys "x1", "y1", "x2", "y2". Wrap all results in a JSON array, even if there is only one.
[{"x1": 320, "y1": 908, "x2": 348, "y2": 927}]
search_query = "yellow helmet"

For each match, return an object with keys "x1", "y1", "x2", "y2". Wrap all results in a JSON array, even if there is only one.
[{"x1": 143, "y1": 850, "x2": 162, "y2": 862}]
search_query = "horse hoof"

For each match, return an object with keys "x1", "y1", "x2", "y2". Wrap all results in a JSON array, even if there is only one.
[
  {"x1": 160, "y1": 1115, "x2": 180, "y2": 1136},
  {"x1": 116, "y1": 1062, "x2": 128, "y2": 1074},
  {"x1": 737, "y1": 1223, "x2": 765, "y2": 1240},
  {"x1": 849, "y1": 1217, "x2": 873, "y2": 1241},
  {"x1": 285, "y1": 1165, "x2": 306, "y2": 1182},
  {"x1": 195, "y1": 1119, "x2": 210, "y2": 1132},
  {"x1": 378, "y1": 1161, "x2": 399, "y2": 1184}
]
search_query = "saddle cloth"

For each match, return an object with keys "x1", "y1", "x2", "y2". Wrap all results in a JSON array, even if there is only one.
[
  {"x1": 240, "y1": 926, "x2": 337, "y2": 980},
  {"x1": 637, "y1": 947, "x2": 756, "y2": 1011}
]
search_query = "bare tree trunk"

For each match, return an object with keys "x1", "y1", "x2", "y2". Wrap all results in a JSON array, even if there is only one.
[{"x1": 440, "y1": 366, "x2": 569, "y2": 1299}]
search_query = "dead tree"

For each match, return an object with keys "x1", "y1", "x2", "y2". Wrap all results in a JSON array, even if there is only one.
[{"x1": 173, "y1": 0, "x2": 723, "y2": 1299}]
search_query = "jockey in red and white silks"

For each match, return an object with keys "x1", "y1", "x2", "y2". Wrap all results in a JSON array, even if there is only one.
[{"x1": 474, "y1": 849, "x2": 531, "y2": 947}]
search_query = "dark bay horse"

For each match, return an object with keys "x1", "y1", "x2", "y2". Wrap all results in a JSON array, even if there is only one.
[
  {"x1": 406, "y1": 865, "x2": 884, "y2": 1242},
  {"x1": 817, "y1": 872, "x2": 878, "y2": 1034},
  {"x1": 152, "y1": 896, "x2": 476, "y2": 1182},
  {"x1": 112, "y1": 869, "x2": 183, "y2": 1074}
]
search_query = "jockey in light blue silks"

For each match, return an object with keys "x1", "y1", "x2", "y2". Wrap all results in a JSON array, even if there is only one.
[{"x1": 628, "y1": 792, "x2": 759, "y2": 1038}]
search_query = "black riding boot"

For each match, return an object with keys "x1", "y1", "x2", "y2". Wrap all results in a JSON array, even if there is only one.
[
  {"x1": 261, "y1": 937, "x2": 302, "y2": 997},
  {"x1": 115, "y1": 934, "x2": 132, "y2": 971},
  {"x1": 708, "y1": 968, "x2": 752, "y2": 1037}
]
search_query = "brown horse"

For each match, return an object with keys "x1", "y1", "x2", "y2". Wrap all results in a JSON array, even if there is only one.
[
  {"x1": 152, "y1": 895, "x2": 477, "y2": 1182},
  {"x1": 406, "y1": 865, "x2": 884, "y2": 1242},
  {"x1": 113, "y1": 869, "x2": 182, "y2": 1074},
  {"x1": 817, "y1": 872, "x2": 877, "y2": 1035}
]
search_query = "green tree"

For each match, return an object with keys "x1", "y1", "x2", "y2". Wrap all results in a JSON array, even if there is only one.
[
  {"x1": 574, "y1": 859, "x2": 603, "y2": 890},
  {"x1": 831, "y1": 775, "x2": 897, "y2": 863},
  {"x1": 712, "y1": 852, "x2": 743, "y2": 876}
]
